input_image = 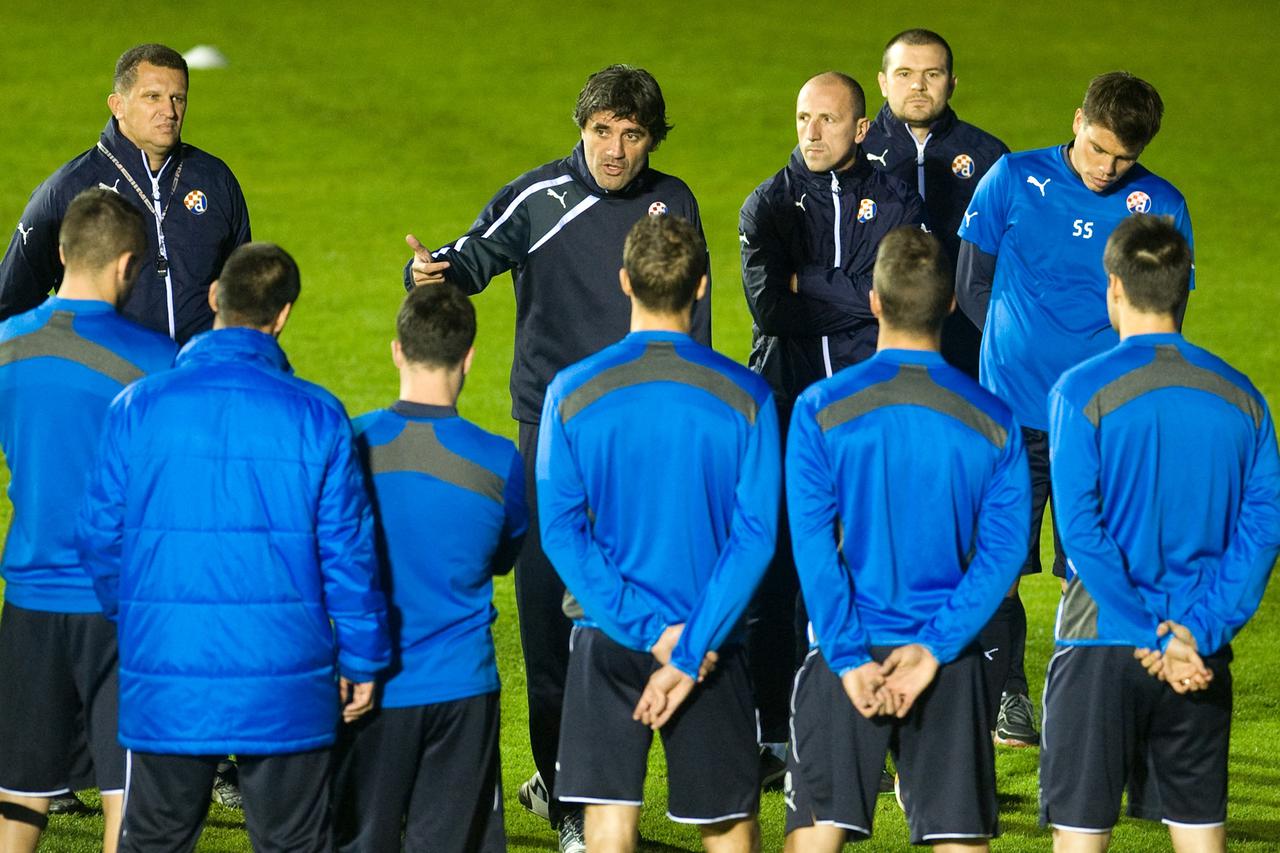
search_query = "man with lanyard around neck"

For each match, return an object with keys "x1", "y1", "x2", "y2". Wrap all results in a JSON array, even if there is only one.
[
  {"x1": 0, "y1": 43, "x2": 251, "y2": 345},
  {"x1": 402, "y1": 64, "x2": 708, "y2": 853},
  {"x1": 738, "y1": 72, "x2": 924, "y2": 786}
]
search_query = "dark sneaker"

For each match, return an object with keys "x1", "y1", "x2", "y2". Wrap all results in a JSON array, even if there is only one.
[
  {"x1": 558, "y1": 809, "x2": 586, "y2": 853},
  {"x1": 212, "y1": 760, "x2": 243, "y2": 809},
  {"x1": 994, "y1": 691, "x2": 1040, "y2": 747},
  {"x1": 878, "y1": 767, "x2": 896, "y2": 794},
  {"x1": 47, "y1": 793, "x2": 92, "y2": 815},
  {"x1": 517, "y1": 771, "x2": 551, "y2": 821},
  {"x1": 760, "y1": 745, "x2": 787, "y2": 791}
]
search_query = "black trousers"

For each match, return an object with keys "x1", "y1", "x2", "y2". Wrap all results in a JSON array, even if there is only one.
[
  {"x1": 121, "y1": 749, "x2": 332, "y2": 853},
  {"x1": 517, "y1": 421, "x2": 575, "y2": 823}
]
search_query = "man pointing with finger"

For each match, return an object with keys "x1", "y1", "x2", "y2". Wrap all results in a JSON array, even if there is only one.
[
  {"x1": 402, "y1": 64, "x2": 709, "y2": 852},
  {"x1": 784, "y1": 227, "x2": 1028, "y2": 853}
]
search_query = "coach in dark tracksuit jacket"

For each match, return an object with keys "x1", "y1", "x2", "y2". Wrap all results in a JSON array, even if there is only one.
[
  {"x1": 863, "y1": 104, "x2": 1007, "y2": 378},
  {"x1": 738, "y1": 72, "x2": 923, "y2": 758},
  {"x1": 402, "y1": 65, "x2": 708, "y2": 837},
  {"x1": 0, "y1": 45, "x2": 250, "y2": 343}
]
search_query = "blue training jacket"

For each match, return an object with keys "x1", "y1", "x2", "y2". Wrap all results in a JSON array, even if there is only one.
[
  {"x1": 1049, "y1": 334, "x2": 1280, "y2": 655},
  {"x1": 740, "y1": 149, "x2": 925, "y2": 405},
  {"x1": 353, "y1": 402, "x2": 527, "y2": 708},
  {"x1": 537, "y1": 330, "x2": 780, "y2": 680},
  {"x1": 78, "y1": 328, "x2": 391, "y2": 755},
  {"x1": 0, "y1": 119, "x2": 251, "y2": 342},
  {"x1": 0, "y1": 298, "x2": 176, "y2": 612},
  {"x1": 787, "y1": 349, "x2": 1030, "y2": 673}
]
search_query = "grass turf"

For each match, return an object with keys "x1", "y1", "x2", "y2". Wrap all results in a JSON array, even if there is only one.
[{"x1": 2, "y1": 1, "x2": 1279, "y2": 849}]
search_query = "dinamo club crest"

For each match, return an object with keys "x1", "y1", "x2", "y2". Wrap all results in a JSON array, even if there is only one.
[
  {"x1": 1126, "y1": 191, "x2": 1152, "y2": 214},
  {"x1": 951, "y1": 154, "x2": 975, "y2": 179},
  {"x1": 184, "y1": 190, "x2": 208, "y2": 215}
]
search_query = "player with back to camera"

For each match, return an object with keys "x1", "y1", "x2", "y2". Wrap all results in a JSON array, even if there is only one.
[
  {"x1": 784, "y1": 226, "x2": 1029, "y2": 853},
  {"x1": 1042, "y1": 214, "x2": 1280, "y2": 853}
]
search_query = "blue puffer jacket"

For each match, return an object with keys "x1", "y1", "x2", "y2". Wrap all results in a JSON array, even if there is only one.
[{"x1": 78, "y1": 328, "x2": 390, "y2": 755}]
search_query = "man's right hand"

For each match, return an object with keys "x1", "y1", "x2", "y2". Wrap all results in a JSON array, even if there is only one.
[
  {"x1": 841, "y1": 661, "x2": 892, "y2": 719},
  {"x1": 405, "y1": 234, "x2": 451, "y2": 286},
  {"x1": 650, "y1": 624, "x2": 684, "y2": 666}
]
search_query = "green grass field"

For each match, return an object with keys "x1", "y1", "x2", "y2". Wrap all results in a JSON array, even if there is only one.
[{"x1": 2, "y1": 1, "x2": 1279, "y2": 849}]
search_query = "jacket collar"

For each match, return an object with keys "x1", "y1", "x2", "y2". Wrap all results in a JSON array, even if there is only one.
[
  {"x1": 567, "y1": 142, "x2": 651, "y2": 198},
  {"x1": 871, "y1": 103, "x2": 958, "y2": 146},
  {"x1": 99, "y1": 118, "x2": 181, "y2": 178},
  {"x1": 176, "y1": 327, "x2": 293, "y2": 373},
  {"x1": 391, "y1": 401, "x2": 458, "y2": 419},
  {"x1": 786, "y1": 146, "x2": 874, "y2": 190}
]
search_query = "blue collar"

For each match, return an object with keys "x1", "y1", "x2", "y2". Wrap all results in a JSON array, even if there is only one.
[
  {"x1": 1122, "y1": 332, "x2": 1183, "y2": 347},
  {"x1": 873, "y1": 348, "x2": 948, "y2": 366},
  {"x1": 176, "y1": 327, "x2": 293, "y2": 373},
  {"x1": 44, "y1": 296, "x2": 115, "y2": 315},
  {"x1": 625, "y1": 330, "x2": 693, "y2": 344}
]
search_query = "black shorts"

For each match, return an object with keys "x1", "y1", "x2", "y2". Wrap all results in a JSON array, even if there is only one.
[
  {"x1": 334, "y1": 692, "x2": 505, "y2": 852},
  {"x1": 1022, "y1": 427, "x2": 1066, "y2": 577},
  {"x1": 121, "y1": 749, "x2": 332, "y2": 853},
  {"x1": 556, "y1": 627, "x2": 759, "y2": 823},
  {"x1": 1040, "y1": 644, "x2": 1233, "y2": 830},
  {"x1": 785, "y1": 647, "x2": 998, "y2": 845},
  {"x1": 0, "y1": 602, "x2": 124, "y2": 795}
]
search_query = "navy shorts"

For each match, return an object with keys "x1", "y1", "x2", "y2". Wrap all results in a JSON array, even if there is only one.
[
  {"x1": 784, "y1": 647, "x2": 998, "y2": 845},
  {"x1": 0, "y1": 602, "x2": 124, "y2": 795},
  {"x1": 333, "y1": 692, "x2": 505, "y2": 852},
  {"x1": 556, "y1": 627, "x2": 759, "y2": 824},
  {"x1": 1040, "y1": 644, "x2": 1232, "y2": 830}
]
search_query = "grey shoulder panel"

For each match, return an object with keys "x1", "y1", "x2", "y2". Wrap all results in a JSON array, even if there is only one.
[
  {"x1": 1056, "y1": 576, "x2": 1099, "y2": 642},
  {"x1": 0, "y1": 311, "x2": 145, "y2": 386},
  {"x1": 816, "y1": 364, "x2": 1006, "y2": 447},
  {"x1": 1084, "y1": 346, "x2": 1263, "y2": 429},
  {"x1": 368, "y1": 421, "x2": 505, "y2": 504},
  {"x1": 559, "y1": 342, "x2": 758, "y2": 425}
]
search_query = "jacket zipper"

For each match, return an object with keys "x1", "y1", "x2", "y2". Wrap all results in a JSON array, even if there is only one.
[
  {"x1": 823, "y1": 172, "x2": 841, "y2": 377},
  {"x1": 143, "y1": 152, "x2": 177, "y2": 340}
]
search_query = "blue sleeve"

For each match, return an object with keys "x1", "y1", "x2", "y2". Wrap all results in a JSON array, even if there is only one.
[
  {"x1": 670, "y1": 395, "x2": 781, "y2": 678},
  {"x1": 536, "y1": 387, "x2": 671, "y2": 652},
  {"x1": 76, "y1": 395, "x2": 130, "y2": 621},
  {"x1": 740, "y1": 194, "x2": 862, "y2": 337},
  {"x1": 1049, "y1": 383, "x2": 1162, "y2": 646},
  {"x1": 785, "y1": 394, "x2": 872, "y2": 673},
  {"x1": 957, "y1": 154, "x2": 1011, "y2": 256},
  {"x1": 490, "y1": 448, "x2": 528, "y2": 577},
  {"x1": 316, "y1": 417, "x2": 392, "y2": 683},
  {"x1": 402, "y1": 183, "x2": 527, "y2": 294},
  {"x1": 917, "y1": 423, "x2": 1031, "y2": 663},
  {"x1": 794, "y1": 193, "x2": 927, "y2": 318},
  {"x1": 955, "y1": 241, "x2": 998, "y2": 330},
  {"x1": 1179, "y1": 404, "x2": 1280, "y2": 654},
  {"x1": 0, "y1": 182, "x2": 63, "y2": 320}
]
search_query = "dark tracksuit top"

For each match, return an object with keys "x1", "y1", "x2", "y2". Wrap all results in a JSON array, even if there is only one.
[
  {"x1": 0, "y1": 119, "x2": 251, "y2": 343},
  {"x1": 862, "y1": 105, "x2": 1009, "y2": 377},
  {"x1": 740, "y1": 149, "x2": 925, "y2": 408},
  {"x1": 403, "y1": 143, "x2": 710, "y2": 424}
]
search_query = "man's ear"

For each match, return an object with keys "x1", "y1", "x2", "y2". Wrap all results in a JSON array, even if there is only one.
[
  {"x1": 207, "y1": 280, "x2": 220, "y2": 313},
  {"x1": 461, "y1": 345, "x2": 475, "y2": 376},
  {"x1": 694, "y1": 274, "x2": 708, "y2": 301},
  {"x1": 107, "y1": 92, "x2": 124, "y2": 120},
  {"x1": 869, "y1": 288, "x2": 883, "y2": 319},
  {"x1": 391, "y1": 338, "x2": 404, "y2": 369},
  {"x1": 271, "y1": 302, "x2": 293, "y2": 337},
  {"x1": 619, "y1": 267, "x2": 633, "y2": 297}
]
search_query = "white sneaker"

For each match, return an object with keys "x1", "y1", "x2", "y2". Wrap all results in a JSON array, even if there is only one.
[
  {"x1": 558, "y1": 810, "x2": 586, "y2": 853},
  {"x1": 517, "y1": 771, "x2": 551, "y2": 821}
]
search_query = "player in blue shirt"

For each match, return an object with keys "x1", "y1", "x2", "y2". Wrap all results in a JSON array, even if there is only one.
[
  {"x1": 335, "y1": 285, "x2": 526, "y2": 852},
  {"x1": 0, "y1": 189, "x2": 176, "y2": 853},
  {"x1": 784, "y1": 226, "x2": 1029, "y2": 852},
  {"x1": 1042, "y1": 215, "x2": 1279, "y2": 853},
  {"x1": 540, "y1": 215, "x2": 779, "y2": 853},
  {"x1": 955, "y1": 72, "x2": 1193, "y2": 746}
]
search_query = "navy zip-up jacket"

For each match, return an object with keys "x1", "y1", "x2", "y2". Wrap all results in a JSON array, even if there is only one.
[
  {"x1": 0, "y1": 119, "x2": 251, "y2": 342},
  {"x1": 740, "y1": 149, "x2": 924, "y2": 406},
  {"x1": 863, "y1": 105, "x2": 1008, "y2": 377},
  {"x1": 403, "y1": 143, "x2": 710, "y2": 424}
]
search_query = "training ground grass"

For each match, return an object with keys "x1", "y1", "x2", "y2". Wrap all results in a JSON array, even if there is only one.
[{"x1": 2, "y1": 1, "x2": 1279, "y2": 849}]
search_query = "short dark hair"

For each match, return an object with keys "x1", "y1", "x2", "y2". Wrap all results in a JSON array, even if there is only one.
[
  {"x1": 872, "y1": 227, "x2": 952, "y2": 334},
  {"x1": 882, "y1": 29, "x2": 954, "y2": 76},
  {"x1": 623, "y1": 216, "x2": 706, "y2": 314},
  {"x1": 573, "y1": 65, "x2": 672, "y2": 149},
  {"x1": 1081, "y1": 71, "x2": 1163, "y2": 150},
  {"x1": 59, "y1": 188, "x2": 147, "y2": 274},
  {"x1": 808, "y1": 71, "x2": 866, "y2": 119},
  {"x1": 114, "y1": 44, "x2": 188, "y2": 93},
  {"x1": 1103, "y1": 214, "x2": 1191, "y2": 315},
  {"x1": 215, "y1": 243, "x2": 300, "y2": 328},
  {"x1": 396, "y1": 285, "x2": 476, "y2": 368}
]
